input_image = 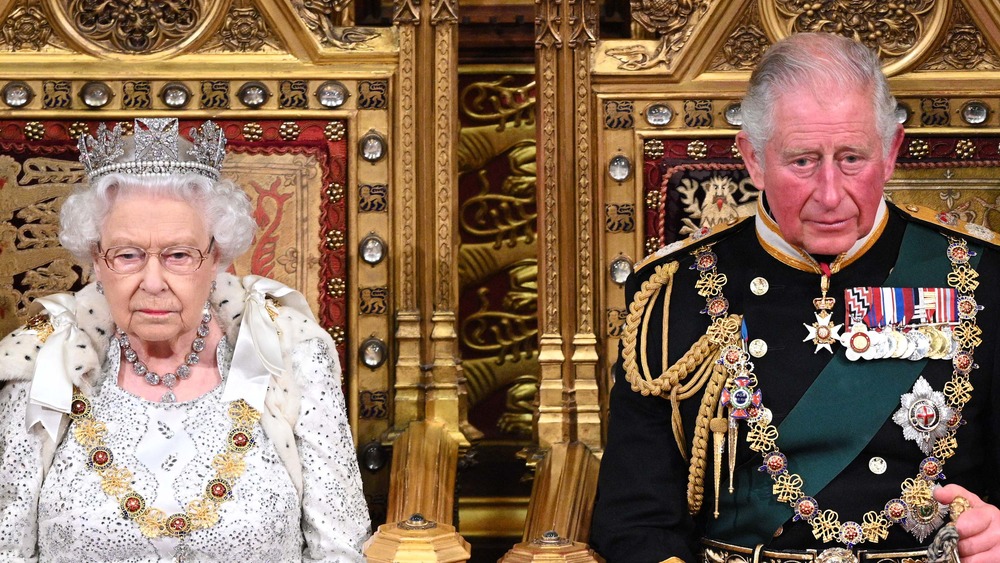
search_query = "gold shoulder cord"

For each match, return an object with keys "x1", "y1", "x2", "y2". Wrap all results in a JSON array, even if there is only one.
[{"x1": 620, "y1": 254, "x2": 743, "y2": 515}]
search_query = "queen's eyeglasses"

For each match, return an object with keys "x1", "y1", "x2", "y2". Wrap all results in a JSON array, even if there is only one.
[{"x1": 97, "y1": 239, "x2": 215, "y2": 274}]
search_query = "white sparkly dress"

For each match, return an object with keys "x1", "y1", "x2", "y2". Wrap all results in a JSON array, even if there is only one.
[{"x1": 0, "y1": 335, "x2": 370, "y2": 562}]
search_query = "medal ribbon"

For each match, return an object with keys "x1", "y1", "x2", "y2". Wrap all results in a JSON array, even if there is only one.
[{"x1": 847, "y1": 287, "x2": 958, "y2": 328}]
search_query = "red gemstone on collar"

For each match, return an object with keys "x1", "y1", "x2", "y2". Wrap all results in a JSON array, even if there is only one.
[
  {"x1": 947, "y1": 412, "x2": 963, "y2": 429},
  {"x1": 885, "y1": 499, "x2": 908, "y2": 522},
  {"x1": 767, "y1": 456, "x2": 784, "y2": 472},
  {"x1": 119, "y1": 493, "x2": 146, "y2": 519},
  {"x1": 920, "y1": 457, "x2": 944, "y2": 480},
  {"x1": 70, "y1": 396, "x2": 92, "y2": 419},
  {"x1": 953, "y1": 352, "x2": 974, "y2": 375},
  {"x1": 695, "y1": 252, "x2": 718, "y2": 271},
  {"x1": 91, "y1": 447, "x2": 112, "y2": 468},
  {"x1": 167, "y1": 514, "x2": 190, "y2": 535},
  {"x1": 233, "y1": 432, "x2": 249, "y2": 448},
  {"x1": 794, "y1": 497, "x2": 818, "y2": 521},
  {"x1": 706, "y1": 296, "x2": 729, "y2": 317},
  {"x1": 723, "y1": 347, "x2": 742, "y2": 366}
]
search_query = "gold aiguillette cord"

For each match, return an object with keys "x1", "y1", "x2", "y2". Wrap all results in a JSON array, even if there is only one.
[{"x1": 710, "y1": 414, "x2": 728, "y2": 518}]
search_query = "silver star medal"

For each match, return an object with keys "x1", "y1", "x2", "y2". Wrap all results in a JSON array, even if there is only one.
[
  {"x1": 803, "y1": 311, "x2": 843, "y2": 354},
  {"x1": 892, "y1": 376, "x2": 954, "y2": 455}
]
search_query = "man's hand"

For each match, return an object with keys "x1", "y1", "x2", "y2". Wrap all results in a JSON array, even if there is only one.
[{"x1": 934, "y1": 484, "x2": 1000, "y2": 562}]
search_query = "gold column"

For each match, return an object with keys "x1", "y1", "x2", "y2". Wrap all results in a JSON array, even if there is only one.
[
  {"x1": 534, "y1": 0, "x2": 602, "y2": 449},
  {"x1": 422, "y1": 0, "x2": 469, "y2": 444},
  {"x1": 391, "y1": 0, "x2": 470, "y2": 444},
  {"x1": 391, "y1": 0, "x2": 426, "y2": 438},
  {"x1": 535, "y1": 0, "x2": 571, "y2": 449},
  {"x1": 568, "y1": 0, "x2": 602, "y2": 451}
]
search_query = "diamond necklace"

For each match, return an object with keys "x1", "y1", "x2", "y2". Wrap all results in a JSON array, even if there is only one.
[{"x1": 117, "y1": 301, "x2": 212, "y2": 403}]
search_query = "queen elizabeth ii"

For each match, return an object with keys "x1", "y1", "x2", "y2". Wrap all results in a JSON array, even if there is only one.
[{"x1": 0, "y1": 118, "x2": 370, "y2": 561}]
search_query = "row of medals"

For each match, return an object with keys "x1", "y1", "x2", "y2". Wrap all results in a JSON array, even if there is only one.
[{"x1": 838, "y1": 322, "x2": 957, "y2": 361}]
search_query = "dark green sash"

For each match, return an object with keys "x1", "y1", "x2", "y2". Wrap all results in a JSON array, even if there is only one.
[{"x1": 707, "y1": 222, "x2": 982, "y2": 544}]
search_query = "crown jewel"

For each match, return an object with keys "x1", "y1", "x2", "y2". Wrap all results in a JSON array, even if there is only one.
[{"x1": 78, "y1": 117, "x2": 227, "y2": 182}]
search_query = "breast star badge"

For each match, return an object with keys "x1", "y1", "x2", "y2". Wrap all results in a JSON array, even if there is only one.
[
  {"x1": 803, "y1": 311, "x2": 843, "y2": 354},
  {"x1": 893, "y1": 376, "x2": 954, "y2": 456}
]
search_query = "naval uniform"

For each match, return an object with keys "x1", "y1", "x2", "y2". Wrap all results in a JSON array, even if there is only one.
[{"x1": 590, "y1": 199, "x2": 1000, "y2": 563}]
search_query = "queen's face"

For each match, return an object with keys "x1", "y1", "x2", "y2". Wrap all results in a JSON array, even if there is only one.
[{"x1": 93, "y1": 195, "x2": 218, "y2": 351}]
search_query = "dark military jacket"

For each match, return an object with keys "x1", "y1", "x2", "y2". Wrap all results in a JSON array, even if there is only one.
[{"x1": 590, "y1": 201, "x2": 1000, "y2": 563}]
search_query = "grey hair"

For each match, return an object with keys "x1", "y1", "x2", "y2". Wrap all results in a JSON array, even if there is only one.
[
  {"x1": 740, "y1": 32, "x2": 898, "y2": 162},
  {"x1": 59, "y1": 173, "x2": 257, "y2": 268}
]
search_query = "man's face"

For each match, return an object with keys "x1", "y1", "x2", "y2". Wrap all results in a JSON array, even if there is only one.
[{"x1": 737, "y1": 86, "x2": 904, "y2": 255}]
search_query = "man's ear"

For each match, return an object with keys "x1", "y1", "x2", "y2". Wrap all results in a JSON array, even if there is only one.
[
  {"x1": 883, "y1": 123, "x2": 905, "y2": 180},
  {"x1": 736, "y1": 131, "x2": 765, "y2": 191}
]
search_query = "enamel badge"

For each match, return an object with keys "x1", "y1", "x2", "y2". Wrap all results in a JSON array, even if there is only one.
[
  {"x1": 803, "y1": 309, "x2": 842, "y2": 354},
  {"x1": 892, "y1": 376, "x2": 954, "y2": 455}
]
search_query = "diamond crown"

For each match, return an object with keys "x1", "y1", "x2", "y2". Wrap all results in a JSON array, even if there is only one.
[{"x1": 78, "y1": 117, "x2": 227, "y2": 182}]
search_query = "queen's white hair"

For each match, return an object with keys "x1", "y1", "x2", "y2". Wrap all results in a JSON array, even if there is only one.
[{"x1": 59, "y1": 173, "x2": 257, "y2": 268}]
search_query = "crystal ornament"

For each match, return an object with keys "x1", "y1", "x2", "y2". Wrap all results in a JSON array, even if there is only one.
[
  {"x1": 361, "y1": 337, "x2": 387, "y2": 369},
  {"x1": 961, "y1": 101, "x2": 988, "y2": 125},
  {"x1": 894, "y1": 103, "x2": 911, "y2": 124},
  {"x1": 3, "y1": 81, "x2": 32, "y2": 107},
  {"x1": 316, "y1": 80, "x2": 348, "y2": 108},
  {"x1": 645, "y1": 103, "x2": 673, "y2": 126},
  {"x1": 81, "y1": 82, "x2": 112, "y2": 108},
  {"x1": 360, "y1": 132, "x2": 386, "y2": 162},
  {"x1": 360, "y1": 234, "x2": 386, "y2": 265},
  {"x1": 610, "y1": 256, "x2": 633, "y2": 285},
  {"x1": 238, "y1": 82, "x2": 269, "y2": 108},
  {"x1": 724, "y1": 103, "x2": 743, "y2": 126},
  {"x1": 161, "y1": 83, "x2": 191, "y2": 108},
  {"x1": 608, "y1": 155, "x2": 631, "y2": 181}
]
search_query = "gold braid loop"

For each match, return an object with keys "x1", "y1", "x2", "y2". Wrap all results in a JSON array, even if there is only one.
[
  {"x1": 622, "y1": 262, "x2": 679, "y2": 396},
  {"x1": 671, "y1": 350, "x2": 716, "y2": 455},
  {"x1": 660, "y1": 332, "x2": 716, "y2": 391}
]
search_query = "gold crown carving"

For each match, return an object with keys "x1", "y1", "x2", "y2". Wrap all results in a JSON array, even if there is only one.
[{"x1": 78, "y1": 117, "x2": 227, "y2": 182}]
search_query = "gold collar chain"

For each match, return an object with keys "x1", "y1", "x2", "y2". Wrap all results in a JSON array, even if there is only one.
[
  {"x1": 696, "y1": 235, "x2": 980, "y2": 548},
  {"x1": 68, "y1": 388, "x2": 261, "y2": 539}
]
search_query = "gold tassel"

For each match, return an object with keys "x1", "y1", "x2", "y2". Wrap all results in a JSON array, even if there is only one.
[
  {"x1": 709, "y1": 417, "x2": 728, "y2": 518},
  {"x1": 727, "y1": 417, "x2": 738, "y2": 493}
]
